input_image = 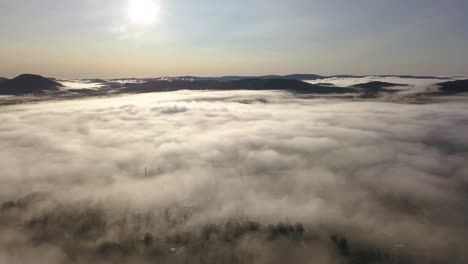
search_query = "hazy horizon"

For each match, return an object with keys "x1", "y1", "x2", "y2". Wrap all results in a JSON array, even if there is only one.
[
  {"x1": 1, "y1": 0, "x2": 468, "y2": 79},
  {"x1": 3, "y1": 72, "x2": 467, "y2": 80}
]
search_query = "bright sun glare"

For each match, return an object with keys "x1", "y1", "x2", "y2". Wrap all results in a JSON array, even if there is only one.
[{"x1": 128, "y1": 0, "x2": 160, "y2": 25}]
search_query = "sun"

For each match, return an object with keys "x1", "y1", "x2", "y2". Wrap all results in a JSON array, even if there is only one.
[{"x1": 127, "y1": 0, "x2": 160, "y2": 26}]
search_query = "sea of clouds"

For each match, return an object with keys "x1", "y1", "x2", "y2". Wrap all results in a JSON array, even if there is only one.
[
  {"x1": 306, "y1": 76, "x2": 462, "y2": 95},
  {"x1": 0, "y1": 90, "x2": 467, "y2": 263}
]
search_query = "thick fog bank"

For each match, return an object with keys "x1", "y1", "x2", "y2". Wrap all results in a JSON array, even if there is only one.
[{"x1": 1, "y1": 90, "x2": 467, "y2": 263}]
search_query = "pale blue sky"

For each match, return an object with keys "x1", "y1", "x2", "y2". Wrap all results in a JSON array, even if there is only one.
[{"x1": 0, "y1": 0, "x2": 467, "y2": 78}]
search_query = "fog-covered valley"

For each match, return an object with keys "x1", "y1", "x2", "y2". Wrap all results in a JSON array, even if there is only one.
[
  {"x1": 1, "y1": 74, "x2": 467, "y2": 106},
  {"x1": 1, "y1": 84, "x2": 468, "y2": 263},
  {"x1": 3, "y1": 0, "x2": 468, "y2": 262}
]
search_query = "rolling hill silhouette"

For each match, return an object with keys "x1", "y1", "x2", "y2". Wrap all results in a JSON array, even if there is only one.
[
  {"x1": 350, "y1": 81, "x2": 408, "y2": 89},
  {"x1": 0, "y1": 74, "x2": 63, "y2": 95},
  {"x1": 437, "y1": 79, "x2": 468, "y2": 94},
  {"x1": 121, "y1": 78, "x2": 355, "y2": 94},
  {"x1": 350, "y1": 81, "x2": 409, "y2": 98}
]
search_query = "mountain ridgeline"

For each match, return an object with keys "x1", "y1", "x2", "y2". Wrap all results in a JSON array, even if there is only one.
[
  {"x1": 350, "y1": 81, "x2": 409, "y2": 97},
  {"x1": 0, "y1": 73, "x2": 467, "y2": 98},
  {"x1": 0, "y1": 74, "x2": 63, "y2": 95},
  {"x1": 436, "y1": 79, "x2": 468, "y2": 94},
  {"x1": 121, "y1": 78, "x2": 355, "y2": 94}
]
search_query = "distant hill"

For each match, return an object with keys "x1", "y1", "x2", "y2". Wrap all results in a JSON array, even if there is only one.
[
  {"x1": 214, "y1": 78, "x2": 351, "y2": 93},
  {"x1": 350, "y1": 81, "x2": 408, "y2": 98},
  {"x1": 332, "y1": 75, "x2": 450, "y2": 80},
  {"x1": 125, "y1": 74, "x2": 450, "y2": 82},
  {"x1": 437, "y1": 79, "x2": 468, "y2": 94},
  {"x1": 375, "y1": 75, "x2": 451, "y2": 80},
  {"x1": 0, "y1": 74, "x2": 63, "y2": 95},
  {"x1": 121, "y1": 78, "x2": 355, "y2": 94},
  {"x1": 216, "y1": 74, "x2": 449, "y2": 81},
  {"x1": 259, "y1": 74, "x2": 324, "y2": 80},
  {"x1": 351, "y1": 81, "x2": 408, "y2": 90},
  {"x1": 167, "y1": 74, "x2": 325, "y2": 82}
]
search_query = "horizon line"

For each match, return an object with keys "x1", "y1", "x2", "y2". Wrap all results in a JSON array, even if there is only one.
[{"x1": 2, "y1": 72, "x2": 466, "y2": 80}]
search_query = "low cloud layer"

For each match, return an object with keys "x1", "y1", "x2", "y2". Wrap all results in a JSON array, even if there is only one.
[
  {"x1": 306, "y1": 76, "x2": 448, "y2": 96},
  {"x1": 58, "y1": 80, "x2": 105, "y2": 90},
  {"x1": 1, "y1": 90, "x2": 467, "y2": 263}
]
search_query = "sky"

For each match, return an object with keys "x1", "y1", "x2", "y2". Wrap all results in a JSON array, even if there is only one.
[{"x1": 0, "y1": 0, "x2": 467, "y2": 78}]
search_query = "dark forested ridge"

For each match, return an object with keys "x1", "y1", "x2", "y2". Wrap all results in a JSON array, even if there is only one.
[
  {"x1": 437, "y1": 79, "x2": 468, "y2": 94},
  {"x1": 0, "y1": 74, "x2": 63, "y2": 95},
  {"x1": 119, "y1": 78, "x2": 355, "y2": 94}
]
